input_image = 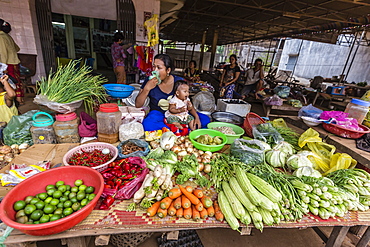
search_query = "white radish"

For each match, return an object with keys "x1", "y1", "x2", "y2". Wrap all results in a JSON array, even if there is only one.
[
  {"x1": 161, "y1": 174, "x2": 172, "y2": 190},
  {"x1": 157, "y1": 173, "x2": 167, "y2": 186},
  {"x1": 156, "y1": 189, "x2": 165, "y2": 201},
  {"x1": 153, "y1": 165, "x2": 163, "y2": 178}
]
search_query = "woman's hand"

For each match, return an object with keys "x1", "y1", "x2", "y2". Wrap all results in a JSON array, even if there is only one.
[
  {"x1": 144, "y1": 78, "x2": 158, "y2": 91},
  {"x1": 194, "y1": 117, "x2": 201, "y2": 129}
]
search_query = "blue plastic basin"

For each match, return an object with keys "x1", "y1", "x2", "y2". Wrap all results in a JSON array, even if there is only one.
[{"x1": 103, "y1": 84, "x2": 135, "y2": 98}]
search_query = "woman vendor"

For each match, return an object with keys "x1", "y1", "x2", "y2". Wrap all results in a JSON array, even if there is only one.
[
  {"x1": 135, "y1": 54, "x2": 210, "y2": 131},
  {"x1": 184, "y1": 60, "x2": 200, "y2": 81}
]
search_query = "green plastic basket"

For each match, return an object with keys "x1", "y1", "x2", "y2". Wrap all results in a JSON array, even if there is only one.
[
  {"x1": 189, "y1": 129, "x2": 227, "y2": 152},
  {"x1": 207, "y1": 122, "x2": 245, "y2": 144}
]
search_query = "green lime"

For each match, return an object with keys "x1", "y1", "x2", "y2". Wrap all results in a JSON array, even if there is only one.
[
  {"x1": 88, "y1": 194, "x2": 96, "y2": 201},
  {"x1": 50, "y1": 198, "x2": 59, "y2": 206},
  {"x1": 64, "y1": 191, "x2": 71, "y2": 197},
  {"x1": 29, "y1": 198, "x2": 40, "y2": 205},
  {"x1": 50, "y1": 214, "x2": 61, "y2": 222},
  {"x1": 85, "y1": 186, "x2": 94, "y2": 194},
  {"x1": 33, "y1": 221, "x2": 40, "y2": 224},
  {"x1": 71, "y1": 186, "x2": 79, "y2": 193},
  {"x1": 80, "y1": 199, "x2": 88, "y2": 206},
  {"x1": 63, "y1": 208, "x2": 73, "y2": 216},
  {"x1": 78, "y1": 206, "x2": 83, "y2": 210},
  {"x1": 78, "y1": 185, "x2": 87, "y2": 191},
  {"x1": 76, "y1": 192, "x2": 85, "y2": 201},
  {"x1": 74, "y1": 179, "x2": 83, "y2": 187},
  {"x1": 44, "y1": 197, "x2": 53, "y2": 204},
  {"x1": 70, "y1": 197, "x2": 78, "y2": 203},
  {"x1": 57, "y1": 202, "x2": 64, "y2": 208},
  {"x1": 52, "y1": 190, "x2": 63, "y2": 199},
  {"x1": 39, "y1": 214, "x2": 50, "y2": 223},
  {"x1": 16, "y1": 210, "x2": 26, "y2": 218},
  {"x1": 58, "y1": 185, "x2": 67, "y2": 193},
  {"x1": 30, "y1": 210, "x2": 43, "y2": 221},
  {"x1": 13, "y1": 200, "x2": 26, "y2": 211},
  {"x1": 37, "y1": 193, "x2": 48, "y2": 201},
  {"x1": 54, "y1": 208, "x2": 63, "y2": 215},
  {"x1": 45, "y1": 184, "x2": 56, "y2": 191},
  {"x1": 72, "y1": 202, "x2": 80, "y2": 211},
  {"x1": 47, "y1": 188, "x2": 56, "y2": 196},
  {"x1": 63, "y1": 200, "x2": 72, "y2": 208},
  {"x1": 25, "y1": 222, "x2": 33, "y2": 224},
  {"x1": 69, "y1": 192, "x2": 77, "y2": 200},
  {"x1": 55, "y1": 181, "x2": 65, "y2": 187},
  {"x1": 35, "y1": 201, "x2": 45, "y2": 210},
  {"x1": 24, "y1": 204, "x2": 36, "y2": 215},
  {"x1": 85, "y1": 193, "x2": 90, "y2": 199},
  {"x1": 43, "y1": 204, "x2": 55, "y2": 214},
  {"x1": 24, "y1": 196, "x2": 34, "y2": 204},
  {"x1": 16, "y1": 216, "x2": 28, "y2": 224},
  {"x1": 59, "y1": 196, "x2": 68, "y2": 203},
  {"x1": 65, "y1": 185, "x2": 71, "y2": 191}
]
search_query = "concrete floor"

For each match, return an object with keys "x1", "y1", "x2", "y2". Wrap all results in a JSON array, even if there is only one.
[{"x1": 18, "y1": 91, "x2": 358, "y2": 247}]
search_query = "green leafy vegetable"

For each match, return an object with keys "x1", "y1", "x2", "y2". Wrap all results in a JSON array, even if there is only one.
[{"x1": 174, "y1": 155, "x2": 210, "y2": 187}]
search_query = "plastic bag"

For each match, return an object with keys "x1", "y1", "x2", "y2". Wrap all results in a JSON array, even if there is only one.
[
  {"x1": 320, "y1": 111, "x2": 361, "y2": 131},
  {"x1": 264, "y1": 95, "x2": 283, "y2": 106},
  {"x1": 298, "y1": 104, "x2": 323, "y2": 119},
  {"x1": 252, "y1": 123, "x2": 283, "y2": 145},
  {"x1": 0, "y1": 164, "x2": 47, "y2": 186},
  {"x1": 78, "y1": 112, "x2": 97, "y2": 137},
  {"x1": 119, "y1": 120, "x2": 144, "y2": 142},
  {"x1": 192, "y1": 91, "x2": 216, "y2": 112},
  {"x1": 3, "y1": 110, "x2": 39, "y2": 146},
  {"x1": 271, "y1": 118, "x2": 288, "y2": 128},
  {"x1": 230, "y1": 139, "x2": 266, "y2": 166},
  {"x1": 33, "y1": 95, "x2": 83, "y2": 114},
  {"x1": 117, "y1": 139, "x2": 150, "y2": 159},
  {"x1": 0, "y1": 225, "x2": 14, "y2": 247},
  {"x1": 273, "y1": 86, "x2": 290, "y2": 98},
  {"x1": 115, "y1": 157, "x2": 149, "y2": 199}
]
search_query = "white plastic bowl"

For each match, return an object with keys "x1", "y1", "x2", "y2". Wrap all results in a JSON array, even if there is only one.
[{"x1": 301, "y1": 116, "x2": 321, "y2": 127}]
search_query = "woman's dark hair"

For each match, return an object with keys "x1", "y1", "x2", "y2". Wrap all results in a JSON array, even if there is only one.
[
  {"x1": 189, "y1": 60, "x2": 197, "y2": 67},
  {"x1": 0, "y1": 19, "x2": 11, "y2": 34},
  {"x1": 113, "y1": 32, "x2": 124, "y2": 42},
  {"x1": 229, "y1": 54, "x2": 238, "y2": 65},
  {"x1": 154, "y1": 54, "x2": 174, "y2": 72},
  {"x1": 174, "y1": 80, "x2": 188, "y2": 92},
  {"x1": 255, "y1": 58, "x2": 263, "y2": 64}
]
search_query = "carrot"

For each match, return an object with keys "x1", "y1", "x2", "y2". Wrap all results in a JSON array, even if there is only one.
[
  {"x1": 168, "y1": 202, "x2": 177, "y2": 216},
  {"x1": 147, "y1": 201, "x2": 161, "y2": 217},
  {"x1": 195, "y1": 202, "x2": 204, "y2": 212},
  {"x1": 184, "y1": 207, "x2": 192, "y2": 219},
  {"x1": 157, "y1": 207, "x2": 168, "y2": 218},
  {"x1": 160, "y1": 197, "x2": 173, "y2": 210},
  {"x1": 215, "y1": 210, "x2": 224, "y2": 222},
  {"x1": 200, "y1": 208, "x2": 208, "y2": 219},
  {"x1": 193, "y1": 189, "x2": 204, "y2": 198},
  {"x1": 181, "y1": 195, "x2": 191, "y2": 209},
  {"x1": 176, "y1": 208, "x2": 184, "y2": 218},
  {"x1": 185, "y1": 185, "x2": 193, "y2": 193},
  {"x1": 201, "y1": 196, "x2": 213, "y2": 208},
  {"x1": 179, "y1": 185, "x2": 200, "y2": 205},
  {"x1": 168, "y1": 188, "x2": 182, "y2": 199},
  {"x1": 214, "y1": 200, "x2": 221, "y2": 212},
  {"x1": 192, "y1": 205, "x2": 201, "y2": 221},
  {"x1": 207, "y1": 206, "x2": 215, "y2": 217},
  {"x1": 173, "y1": 197, "x2": 182, "y2": 210}
]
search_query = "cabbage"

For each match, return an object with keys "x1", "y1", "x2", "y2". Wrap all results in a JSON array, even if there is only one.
[
  {"x1": 287, "y1": 153, "x2": 313, "y2": 170},
  {"x1": 275, "y1": 141, "x2": 295, "y2": 156},
  {"x1": 146, "y1": 147, "x2": 164, "y2": 159},
  {"x1": 293, "y1": 166, "x2": 322, "y2": 178}
]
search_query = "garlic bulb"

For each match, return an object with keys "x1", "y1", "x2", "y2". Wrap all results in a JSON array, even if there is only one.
[{"x1": 19, "y1": 143, "x2": 30, "y2": 150}]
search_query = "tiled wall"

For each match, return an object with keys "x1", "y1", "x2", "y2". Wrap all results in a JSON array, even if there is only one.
[{"x1": 0, "y1": 0, "x2": 46, "y2": 83}]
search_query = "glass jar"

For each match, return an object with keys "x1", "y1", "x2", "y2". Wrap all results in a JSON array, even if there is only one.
[
  {"x1": 53, "y1": 112, "x2": 80, "y2": 143},
  {"x1": 344, "y1": 99, "x2": 370, "y2": 124},
  {"x1": 97, "y1": 103, "x2": 121, "y2": 143},
  {"x1": 30, "y1": 112, "x2": 57, "y2": 144}
]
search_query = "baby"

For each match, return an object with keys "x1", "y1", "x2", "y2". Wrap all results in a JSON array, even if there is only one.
[
  {"x1": 0, "y1": 74, "x2": 18, "y2": 123},
  {"x1": 165, "y1": 80, "x2": 195, "y2": 130}
]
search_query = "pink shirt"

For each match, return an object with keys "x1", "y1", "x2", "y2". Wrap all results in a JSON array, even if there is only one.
[{"x1": 111, "y1": 42, "x2": 126, "y2": 68}]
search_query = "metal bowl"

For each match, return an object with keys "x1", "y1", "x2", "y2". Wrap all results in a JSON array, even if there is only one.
[{"x1": 211, "y1": 111, "x2": 244, "y2": 126}]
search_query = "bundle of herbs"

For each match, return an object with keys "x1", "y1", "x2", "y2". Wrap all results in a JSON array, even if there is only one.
[{"x1": 37, "y1": 60, "x2": 107, "y2": 114}]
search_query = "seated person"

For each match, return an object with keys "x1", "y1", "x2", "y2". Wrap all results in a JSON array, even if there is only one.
[
  {"x1": 135, "y1": 54, "x2": 210, "y2": 131},
  {"x1": 165, "y1": 81, "x2": 195, "y2": 131},
  {"x1": 241, "y1": 58, "x2": 264, "y2": 100},
  {"x1": 0, "y1": 74, "x2": 18, "y2": 123},
  {"x1": 184, "y1": 60, "x2": 200, "y2": 81}
]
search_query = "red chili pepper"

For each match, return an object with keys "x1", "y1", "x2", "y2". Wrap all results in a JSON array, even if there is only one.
[
  {"x1": 102, "y1": 173, "x2": 114, "y2": 180},
  {"x1": 107, "y1": 180, "x2": 115, "y2": 187},
  {"x1": 114, "y1": 179, "x2": 123, "y2": 190},
  {"x1": 126, "y1": 174, "x2": 133, "y2": 179},
  {"x1": 104, "y1": 184, "x2": 111, "y2": 189},
  {"x1": 124, "y1": 163, "x2": 130, "y2": 172},
  {"x1": 99, "y1": 195, "x2": 116, "y2": 209}
]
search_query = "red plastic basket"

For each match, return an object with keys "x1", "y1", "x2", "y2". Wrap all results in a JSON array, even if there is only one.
[
  {"x1": 243, "y1": 112, "x2": 266, "y2": 137},
  {"x1": 63, "y1": 142, "x2": 118, "y2": 172},
  {"x1": 322, "y1": 123, "x2": 370, "y2": 139}
]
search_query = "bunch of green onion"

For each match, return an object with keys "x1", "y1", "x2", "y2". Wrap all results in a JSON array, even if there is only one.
[{"x1": 37, "y1": 60, "x2": 107, "y2": 114}]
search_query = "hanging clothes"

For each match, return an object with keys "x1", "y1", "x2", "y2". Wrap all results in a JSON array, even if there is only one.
[
  {"x1": 135, "y1": 46, "x2": 154, "y2": 75},
  {"x1": 144, "y1": 15, "x2": 159, "y2": 47}
]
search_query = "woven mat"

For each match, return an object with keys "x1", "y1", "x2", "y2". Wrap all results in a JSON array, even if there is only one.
[{"x1": 67, "y1": 199, "x2": 370, "y2": 233}]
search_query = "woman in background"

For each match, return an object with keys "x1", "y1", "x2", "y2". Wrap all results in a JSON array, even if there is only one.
[
  {"x1": 184, "y1": 60, "x2": 200, "y2": 81},
  {"x1": 219, "y1": 54, "x2": 240, "y2": 99},
  {"x1": 111, "y1": 32, "x2": 127, "y2": 84}
]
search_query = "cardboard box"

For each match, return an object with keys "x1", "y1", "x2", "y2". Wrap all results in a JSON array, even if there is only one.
[
  {"x1": 216, "y1": 99, "x2": 251, "y2": 117},
  {"x1": 0, "y1": 143, "x2": 79, "y2": 197}
]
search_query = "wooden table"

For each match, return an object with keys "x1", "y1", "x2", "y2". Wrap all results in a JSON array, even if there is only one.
[{"x1": 263, "y1": 103, "x2": 301, "y2": 118}]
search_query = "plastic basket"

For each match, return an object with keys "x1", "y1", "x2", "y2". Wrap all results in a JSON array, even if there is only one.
[
  {"x1": 322, "y1": 123, "x2": 370, "y2": 139},
  {"x1": 243, "y1": 112, "x2": 266, "y2": 137},
  {"x1": 63, "y1": 142, "x2": 118, "y2": 172}
]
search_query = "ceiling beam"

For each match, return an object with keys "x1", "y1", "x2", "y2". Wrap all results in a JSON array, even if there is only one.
[{"x1": 336, "y1": 0, "x2": 370, "y2": 6}]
